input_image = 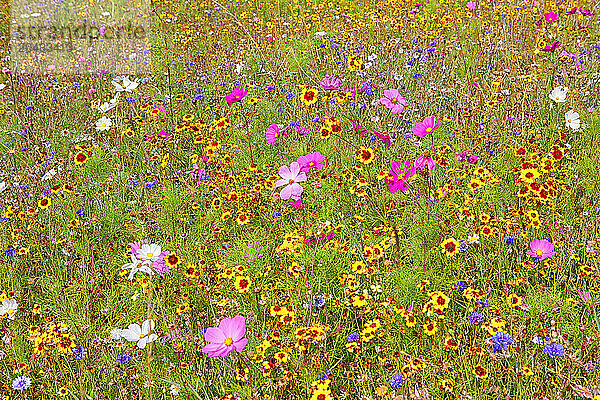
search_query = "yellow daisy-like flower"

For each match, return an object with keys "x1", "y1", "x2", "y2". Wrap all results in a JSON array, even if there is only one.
[
  {"x1": 300, "y1": 88, "x2": 319, "y2": 106},
  {"x1": 354, "y1": 146, "x2": 375, "y2": 164},
  {"x1": 235, "y1": 276, "x2": 252, "y2": 293},
  {"x1": 38, "y1": 197, "x2": 51, "y2": 209},
  {"x1": 441, "y1": 238, "x2": 459, "y2": 257}
]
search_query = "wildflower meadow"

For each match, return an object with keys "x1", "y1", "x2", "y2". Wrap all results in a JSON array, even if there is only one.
[{"x1": 1, "y1": 0, "x2": 600, "y2": 399}]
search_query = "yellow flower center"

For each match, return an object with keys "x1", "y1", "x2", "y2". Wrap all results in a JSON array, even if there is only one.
[
  {"x1": 8, "y1": 309, "x2": 14, "y2": 314},
  {"x1": 391, "y1": 98, "x2": 398, "y2": 104},
  {"x1": 309, "y1": 162, "x2": 314, "y2": 167},
  {"x1": 224, "y1": 338, "x2": 233, "y2": 346},
  {"x1": 139, "y1": 334, "x2": 145, "y2": 339},
  {"x1": 147, "y1": 252, "x2": 153, "y2": 258},
  {"x1": 288, "y1": 179, "x2": 295, "y2": 185},
  {"x1": 536, "y1": 250, "x2": 543, "y2": 255},
  {"x1": 425, "y1": 127, "x2": 432, "y2": 133}
]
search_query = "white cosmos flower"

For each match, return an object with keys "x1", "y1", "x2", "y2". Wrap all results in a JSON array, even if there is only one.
[
  {"x1": 95, "y1": 116, "x2": 112, "y2": 131},
  {"x1": 112, "y1": 76, "x2": 139, "y2": 92},
  {"x1": 549, "y1": 86, "x2": 568, "y2": 103},
  {"x1": 121, "y1": 319, "x2": 157, "y2": 349},
  {"x1": 41, "y1": 168, "x2": 57, "y2": 181},
  {"x1": 98, "y1": 93, "x2": 119, "y2": 113},
  {"x1": 109, "y1": 328, "x2": 123, "y2": 340},
  {"x1": 565, "y1": 110, "x2": 580, "y2": 131},
  {"x1": 137, "y1": 243, "x2": 162, "y2": 262},
  {"x1": 121, "y1": 254, "x2": 154, "y2": 280},
  {"x1": 0, "y1": 298, "x2": 18, "y2": 320}
]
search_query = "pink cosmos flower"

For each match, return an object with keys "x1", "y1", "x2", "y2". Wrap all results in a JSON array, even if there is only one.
[
  {"x1": 202, "y1": 315, "x2": 248, "y2": 358},
  {"x1": 380, "y1": 89, "x2": 408, "y2": 114},
  {"x1": 414, "y1": 153, "x2": 436, "y2": 171},
  {"x1": 295, "y1": 126, "x2": 310, "y2": 135},
  {"x1": 275, "y1": 162, "x2": 307, "y2": 200},
  {"x1": 225, "y1": 87, "x2": 247, "y2": 105},
  {"x1": 320, "y1": 75, "x2": 342, "y2": 90},
  {"x1": 412, "y1": 116, "x2": 441, "y2": 138},
  {"x1": 466, "y1": 1, "x2": 476, "y2": 9},
  {"x1": 296, "y1": 152, "x2": 325, "y2": 172},
  {"x1": 374, "y1": 131, "x2": 392, "y2": 149},
  {"x1": 266, "y1": 124, "x2": 280, "y2": 144},
  {"x1": 544, "y1": 12, "x2": 558, "y2": 24},
  {"x1": 266, "y1": 124, "x2": 291, "y2": 144},
  {"x1": 184, "y1": 163, "x2": 207, "y2": 185},
  {"x1": 350, "y1": 120, "x2": 369, "y2": 137},
  {"x1": 526, "y1": 239, "x2": 556, "y2": 261},
  {"x1": 385, "y1": 160, "x2": 416, "y2": 193}
]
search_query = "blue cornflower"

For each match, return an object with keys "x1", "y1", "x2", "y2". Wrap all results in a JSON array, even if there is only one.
[
  {"x1": 404, "y1": 132, "x2": 412, "y2": 139},
  {"x1": 194, "y1": 94, "x2": 203, "y2": 100},
  {"x1": 413, "y1": 73, "x2": 422, "y2": 79},
  {"x1": 267, "y1": 85, "x2": 275, "y2": 91},
  {"x1": 505, "y1": 236, "x2": 517, "y2": 245},
  {"x1": 5, "y1": 248, "x2": 15, "y2": 257},
  {"x1": 458, "y1": 240, "x2": 468, "y2": 252},
  {"x1": 115, "y1": 353, "x2": 131, "y2": 363},
  {"x1": 233, "y1": 80, "x2": 240, "y2": 87},
  {"x1": 320, "y1": 43, "x2": 327, "y2": 49},
  {"x1": 73, "y1": 82, "x2": 81, "y2": 88},
  {"x1": 477, "y1": 300, "x2": 489, "y2": 310},
  {"x1": 125, "y1": 96, "x2": 136, "y2": 103},
  {"x1": 492, "y1": 331, "x2": 514, "y2": 353},
  {"x1": 468, "y1": 312, "x2": 485, "y2": 324},
  {"x1": 12, "y1": 376, "x2": 32, "y2": 391},
  {"x1": 274, "y1": 211, "x2": 282, "y2": 218},
  {"x1": 544, "y1": 342, "x2": 564, "y2": 358},
  {"x1": 313, "y1": 297, "x2": 326, "y2": 308},
  {"x1": 455, "y1": 281, "x2": 467, "y2": 291},
  {"x1": 369, "y1": 134, "x2": 377, "y2": 141},
  {"x1": 286, "y1": 92, "x2": 295, "y2": 99},
  {"x1": 331, "y1": 43, "x2": 340, "y2": 49},
  {"x1": 312, "y1": 116, "x2": 320, "y2": 123},
  {"x1": 72, "y1": 345, "x2": 88, "y2": 359},
  {"x1": 390, "y1": 374, "x2": 404, "y2": 388},
  {"x1": 41, "y1": 189, "x2": 50, "y2": 197},
  {"x1": 320, "y1": 368, "x2": 331, "y2": 381},
  {"x1": 76, "y1": 210, "x2": 84, "y2": 217},
  {"x1": 348, "y1": 332, "x2": 360, "y2": 343}
]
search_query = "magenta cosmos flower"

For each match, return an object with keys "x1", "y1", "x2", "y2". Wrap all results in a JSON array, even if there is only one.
[
  {"x1": 385, "y1": 160, "x2": 416, "y2": 192},
  {"x1": 526, "y1": 239, "x2": 556, "y2": 261},
  {"x1": 380, "y1": 89, "x2": 408, "y2": 114},
  {"x1": 296, "y1": 152, "x2": 325, "y2": 172},
  {"x1": 412, "y1": 116, "x2": 441, "y2": 138},
  {"x1": 266, "y1": 124, "x2": 291, "y2": 145},
  {"x1": 275, "y1": 162, "x2": 307, "y2": 200},
  {"x1": 225, "y1": 87, "x2": 248, "y2": 105},
  {"x1": 202, "y1": 315, "x2": 248, "y2": 357},
  {"x1": 266, "y1": 124, "x2": 280, "y2": 144}
]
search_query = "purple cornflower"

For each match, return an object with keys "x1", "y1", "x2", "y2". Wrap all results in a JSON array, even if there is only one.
[
  {"x1": 72, "y1": 345, "x2": 88, "y2": 359},
  {"x1": 468, "y1": 312, "x2": 484, "y2": 324},
  {"x1": 12, "y1": 376, "x2": 32, "y2": 391},
  {"x1": 390, "y1": 374, "x2": 404, "y2": 387},
  {"x1": 115, "y1": 353, "x2": 131, "y2": 363},
  {"x1": 348, "y1": 332, "x2": 360, "y2": 342},
  {"x1": 544, "y1": 342, "x2": 564, "y2": 358},
  {"x1": 492, "y1": 331, "x2": 513, "y2": 352}
]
